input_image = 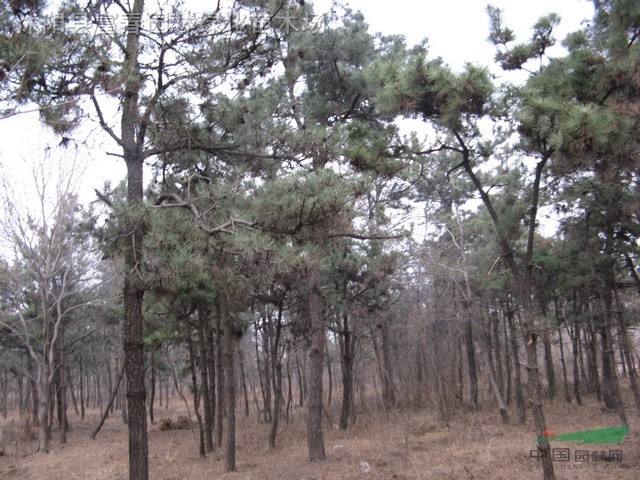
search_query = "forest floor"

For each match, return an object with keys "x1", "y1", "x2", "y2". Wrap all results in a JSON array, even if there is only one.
[{"x1": 0, "y1": 390, "x2": 639, "y2": 480}]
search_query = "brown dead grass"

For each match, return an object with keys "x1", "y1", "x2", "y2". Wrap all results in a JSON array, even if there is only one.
[{"x1": 0, "y1": 393, "x2": 638, "y2": 480}]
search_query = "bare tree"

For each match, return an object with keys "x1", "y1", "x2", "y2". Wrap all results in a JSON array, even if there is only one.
[{"x1": 0, "y1": 155, "x2": 99, "y2": 451}]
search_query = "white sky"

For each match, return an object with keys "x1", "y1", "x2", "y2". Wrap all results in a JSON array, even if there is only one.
[
  {"x1": 0, "y1": 0, "x2": 595, "y2": 216},
  {"x1": 324, "y1": 0, "x2": 594, "y2": 71}
]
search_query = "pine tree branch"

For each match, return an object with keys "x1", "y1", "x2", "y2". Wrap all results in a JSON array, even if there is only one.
[
  {"x1": 325, "y1": 231, "x2": 405, "y2": 241},
  {"x1": 94, "y1": 189, "x2": 114, "y2": 208},
  {"x1": 91, "y1": 94, "x2": 124, "y2": 147},
  {"x1": 153, "y1": 193, "x2": 254, "y2": 234}
]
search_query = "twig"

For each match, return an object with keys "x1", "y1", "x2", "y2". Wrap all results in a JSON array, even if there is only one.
[{"x1": 487, "y1": 256, "x2": 501, "y2": 276}]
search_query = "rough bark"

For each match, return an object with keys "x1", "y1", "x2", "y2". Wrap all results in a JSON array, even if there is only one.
[
  {"x1": 238, "y1": 347, "x2": 250, "y2": 418},
  {"x1": 205, "y1": 322, "x2": 216, "y2": 440},
  {"x1": 67, "y1": 367, "x2": 79, "y2": 416},
  {"x1": 465, "y1": 315, "x2": 478, "y2": 411},
  {"x1": 492, "y1": 313, "x2": 505, "y2": 399},
  {"x1": 338, "y1": 310, "x2": 354, "y2": 430},
  {"x1": 306, "y1": 276, "x2": 326, "y2": 461},
  {"x1": 79, "y1": 361, "x2": 85, "y2": 420},
  {"x1": 295, "y1": 351, "x2": 305, "y2": 407},
  {"x1": 215, "y1": 314, "x2": 224, "y2": 448},
  {"x1": 569, "y1": 323, "x2": 583, "y2": 406},
  {"x1": 507, "y1": 310, "x2": 526, "y2": 424},
  {"x1": 220, "y1": 291, "x2": 237, "y2": 472},
  {"x1": 37, "y1": 363, "x2": 51, "y2": 452},
  {"x1": 149, "y1": 351, "x2": 156, "y2": 424},
  {"x1": 120, "y1": 1, "x2": 149, "y2": 477},
  {"x1": 543, "y1": 332, "x2": 556, "y2": 401},
  {"x1": 187, "y1": 338, "x2": 205, "y2": 458},
  {"x1": 197, "y1": 306, "x2": 214, "y2": 453},
  {"x1": 254, "y1": 317, "x2": 268, "y2": 422},
  {"x1": 268, "y1": 302, "x2": 284, "y2": 449},
  {"x1": 263, "y1": 312, "x2": 273, "y2": 423},
  {"x1": 325, "y1": 340, "x2": 333, "y2": 407},
  {"x1": 57, "y1": 323, "x2": 68, "y2": 445},
  {"x1": 123, "y1": 157, "x2": 149, "y2": 480},
  {"x1": 285, "y1": 353, "x2": 293, "y2": 422}
]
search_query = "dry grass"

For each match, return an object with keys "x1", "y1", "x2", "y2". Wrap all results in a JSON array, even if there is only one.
[{"x1": 0, "y1": 394, "x2": 638, "y2": 480}]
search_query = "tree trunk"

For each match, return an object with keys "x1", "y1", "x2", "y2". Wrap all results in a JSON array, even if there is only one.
[
  {"x1": 238, "y1": 347, "x2": 250, "y2": 418},
  {"x1": 553, "y1": 295, "x2": 572, "y2": 404},
  {"x1": 57, "y1": 323, "x2": 69, "y2": 445},
  {"x1": 18, "y1": 373, "x2": 24, "y2": 418},
  {"x1": 285, "y1": 353, "x2": 293, "y2": 422},
  {"x1": 1, "y1": 370, "x2": 8, "y2": 419},
  {"x1": 67, "y1": 366, "x2": 79, "y2": 416},
  {"x1": 306, "y1": 276, "x2": 326, "y2": 461},
  {"x1": 543, "y1": 331, "x2": 556, "y2": 401},
  {"x1": 623, "y1": 251, "x2": 640, "y2": 297},
  {"x1": 123, "y1": 157, "x2": 149, "y2": 480},
  {"x1": 503, "y1": 313, "x2": 511, "y2": 406},
  {"x1": 493, "y1": 312, "x2": 505, "y2": 399},
  {"x1": 507, "y1": 310, "x2": 526, "y2": 424},
  {"x1": 338, "y1": 310, "x2": 354, "y2": 430},
  {"x1": 96, "y1": 370, "x2": 103, "y2": 413},
  {"x1": 570, "y1": 323, "x2": 583, "y2": 406},
  {"x1": 268, "y1": 301, "x2": 284, "y2": 449},
  {"x1": 187, "y1": 338, "x2": 205, "y2": 458},
  {"x1": 254, "y1": 318, "x2": 268, "y2": 422},
  {"x1": 121, "y1": 0, "x2": 149, "y2": 477},
  {"x1": 197, "y1": 306, "x2": 214, "y2": 453},
  {"x1": 215, "y1": 314, "x2": 224, "y2": 448},
  {"x1": 29, "y1": 361, "x2": 38, "y2": 428},
  {"x1": 295, "y1": 351, "x2": 304, "y2": 407},
  {"x1": 325, "y1": 340, "x2": 333, "y2": 407},
  {"x1": 91, "y1": 362, "x2": 126, "y2": 440},
  {"x1": 149, "y1": 351, "x2": 156, "y2": 424},
  {"x1": 79, "y1": 361, "x2": 85, "y2": 421},
  {"x1": 220, "y1": 291, "x2": 237, "y2": 472},
  {"x1": 375, "y1": 319, "x2": 396, "y2": 412},
  {"x1": 523, "y1": 317, "x2": 554, "y2": 480},
  {"x1": 584, "y1": 318, "x2": 600, "y2": 398},
  {"x1": 106, "y1": 351, "x2": 113, "y2": 414},
  {"x1": 205, "y1": 321, "x2": 216, "y2": 440},
  {"x1": 263, "y1": 312, "x2": 273, "y2": 423},
  {"x1": 613, "y1": 281, "x2": 640, "y2": 416},
  {"x1": 121, "y1": 369, "x2": 129, "y2": 425},
  {"x1": 465, "y1": 315, "x2": 478, "y2": 411},
  {"x1": 478, "y1": 344, "x2": 509, "y2": 424},
  {"x1": 598, "y1": 291, "x2": 627, "y2": 424},
  {"x1": 37, "y1": 363, "x2": 51, "y2": 453},
  {"x1": 456, "y1": 336, "x2": 464, "y2": 406}
]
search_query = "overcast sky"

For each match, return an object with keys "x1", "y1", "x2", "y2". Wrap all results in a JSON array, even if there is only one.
[
  {"x1": 0, "y1": 0, "x2": 596, "y2": 211},
  {"x1": 322, "y1": 0, "x2": 594, "y2": 70}
]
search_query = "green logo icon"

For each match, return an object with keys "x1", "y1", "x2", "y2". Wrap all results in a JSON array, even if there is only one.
[{"x1": 536, "y1": 425, "x2": 629, "y2": 444}]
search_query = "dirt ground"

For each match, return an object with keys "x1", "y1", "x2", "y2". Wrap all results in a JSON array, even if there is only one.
[{"x1": 0, "y1": 393, "x2": 638, "y2": 480}]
